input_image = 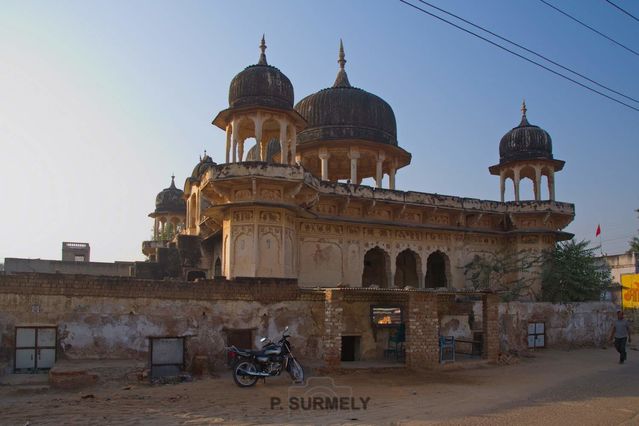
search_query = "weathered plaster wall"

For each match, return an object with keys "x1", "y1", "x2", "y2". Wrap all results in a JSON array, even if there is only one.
[
  {"x1": 498, "y1": 301, "x2": 617, "y2": 352},
  {"x1": 0, "y1": 274, "x2": 324, "y2": 374}
]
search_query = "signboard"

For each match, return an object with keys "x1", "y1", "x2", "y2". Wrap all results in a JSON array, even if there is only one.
[{"x1": 621, "y1": 274, "x2": 639, "y2": 309}]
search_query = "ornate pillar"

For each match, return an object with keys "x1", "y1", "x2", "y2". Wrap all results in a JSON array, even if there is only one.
[
  {"x1": 349, "y1": 148, "x2": 360, "y2": 183},
  {"x1": 549, "y1": 170, "x2": 556, "y2": 201},
  {"x1": 534, "y1": 167, "x2": 541, "y2": 201},
  {"x1": 376, "y1": 152, "x2": 385, "y2": 188},
  {"x1": 225, "y1": 124, "x2": 232, "y2": 164},
  {"x1": 238, "y1": 138, "x2": 245, "y2": 162},
  {"x1": 513, "y1": 168, "x2": 521, "y2": 202},
  {"x1": 499, "y1": 171, "x2": 506, "y2": 202},
  {"x1": 253, "y1": 114, "x2": 264, "y2": 161},
  {"x1": 231, "y1": 118, "x2": 239, "y2": 163},
  {"x1": 319, "y1": 148, "x2": 330, "y2": 181},
  {"x1": 289, "y1": 126, "x2": 297, "y2": 165},
  {"x1": 278, "y1": 119, "x2": 289, "y2": 164},
  {"x1": 389, "y1": 166, "x2": 397, "y2": 190}
]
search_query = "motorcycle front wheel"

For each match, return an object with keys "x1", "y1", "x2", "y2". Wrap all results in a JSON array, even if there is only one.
[
  {"x1": 232, "y1": 360, "x2": 259, "y2": 388},
  {"x1": 288, "y1": 358, "x2": 305, "y2": 384}
]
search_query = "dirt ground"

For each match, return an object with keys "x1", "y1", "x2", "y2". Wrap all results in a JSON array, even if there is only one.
[{"x1": 1, "y1": 345, "x2": 638, "y2": 426}]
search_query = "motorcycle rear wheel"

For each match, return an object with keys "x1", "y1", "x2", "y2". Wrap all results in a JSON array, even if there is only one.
[
  {"x1": 232, "y1": 360, "x2": 259, "y2": 387},
  {"x1": 288, "y1": 358, "x2": 305, "y2": 384}
]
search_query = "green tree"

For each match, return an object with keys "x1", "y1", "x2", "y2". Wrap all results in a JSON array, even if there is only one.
[
  {"x1": 541, "y1": 240, "x2": 612, "y2": 303},
  {"x1": 150, "y1": 222, "x2": 177, "y2": 241},
  {"x1": 464, "y1": 249, "x2": 545, "y2": 301}
]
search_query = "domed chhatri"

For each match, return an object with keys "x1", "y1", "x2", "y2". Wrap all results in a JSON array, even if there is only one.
[
  {"x1": 292, "y1": 40, "x2": 411, "y2": 188},
  {"x1": 227, "y1": 36, "x2": 294, "y2": 110},
  {"x1": 295, "y1": 41, "x2": 397, "y2": 147},
  {"x1": 489, "y1": 101, "x2": 564, "y2": 203},
  {"x1": 154, "y1": 175, "x2": 186, "y2": 214},
  {"x1": 498, "y1": 101, "x2": 553, "y2": 163},
  {"x1": 212, "y1": 36, "x2": 306, "y2": 165},
  {"x1": 190, "y1": 151, "x2": 217, "y2": 180},
  {"x1": 148, "y1": 175, "x2": 186, "y2": 242}
]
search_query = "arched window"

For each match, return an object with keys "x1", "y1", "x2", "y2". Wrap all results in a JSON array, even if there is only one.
[
  {"x1": 214, "y1": 257, "x2": 222, "y2": 277},
  {"x1": 425, "y1": 251, "x2": 449, "y2": 288},
  {"x1": 394, "y1": 249, "x2": 420, "y2": 288},
  {"x1": 362, "y1": 247, "x2": 390, "y2": 288}
]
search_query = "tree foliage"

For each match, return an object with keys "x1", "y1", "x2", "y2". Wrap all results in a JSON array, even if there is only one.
[
  {"x1": 541, "y1": 240, "x2": 612, "y2": 303},
  {"x1": 464, "y1": 249, "x2": 544, "y2": 302},
  {"x1": 150, "y1": 222, "x2": 177, "y2": 242}
]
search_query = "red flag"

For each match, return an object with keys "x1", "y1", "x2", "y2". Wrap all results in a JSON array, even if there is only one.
[{"x1": 595, "y1": 224, "x2": 601, "y2": 237}]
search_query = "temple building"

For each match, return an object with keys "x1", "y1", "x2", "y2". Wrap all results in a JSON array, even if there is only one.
[{"x1": 143, "y1": 38, "x2": 574, "y2": 299}]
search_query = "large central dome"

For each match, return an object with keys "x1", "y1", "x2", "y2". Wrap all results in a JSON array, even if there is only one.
[{"x1": 294, "y1": 42, "x2": 397, "y2": 146}]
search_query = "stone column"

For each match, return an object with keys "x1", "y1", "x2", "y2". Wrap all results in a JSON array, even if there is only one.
[
  {"x1": 225, "y1": 124, "x2": 232, "y2": 164},
  {"x1": 405, "y1": 292, "x2": 439, "y2": 369},
  {"x1": 238, "y1": 138, "x2": 245, "y2": 162},
  {"x1": 253, "y1": 114, "x2": 264, "y2": 161},
  {"x1": 513, "y1": 168, "x2": 521, "y2": 202},
  {"x1": 349, "y1": 148, "x2": 360, "y2": 183},
  {"x1": 389, "y1": 251, "x2": 397, "y2": 288},
  {"x1": 289, "y1": 126, "x2": 297, "y2": 165},
  {"x1": 323, "y1": 289, "x2": 344, "y2": 370},
  {"x1": 499, "y1": 171, "x2": 506, "y2": 202},
  {"x1": 231, "y1": 118, "x2": 239, "y2": 163},
  {"x1": 319, "y1": 148, "x2": 330, "y2": 181},
  {"x1": 482, "y1": 293, "x2": 500, "y2": 361},
  {"x1": 375, "y1": 152, "x2": 385, "y2": 188},
  {"x1": 279, "y1": 120, "x2": 289, "y2": 164},
  {"x1": 389, "y1": 167, "x2": 397, "y2": 190},
  {"x1": 534, "y1": 167, "x2": 541, "y2": 201},
  {"x1": 548, "y1": 170, "x2": 556, "y2": 201}
]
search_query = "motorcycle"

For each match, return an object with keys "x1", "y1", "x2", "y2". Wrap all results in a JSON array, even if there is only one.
[{"x1": 226, "y1": 326, "x2": 305, "y2": 387}]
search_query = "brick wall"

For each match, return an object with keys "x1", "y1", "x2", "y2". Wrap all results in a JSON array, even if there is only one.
[
  {"x1": 405, "y1": 292, "x2": 439, "y2": 368},
  {"x1": 0, "y1": 273, "x2": 301, "y2": 303},
  {"x1": 482, "y1": 294, "x2": 500, "y2": 361},
  {"x1": 323, "y1": 289, "x2": 344, "y2": 369}
]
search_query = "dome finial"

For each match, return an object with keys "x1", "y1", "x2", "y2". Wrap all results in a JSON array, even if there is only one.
[
  {"x1": 333, "y1": 39, "x2": 351, "y2": 88},
  {"x1": 170, "y1": 174, "x2": 176, "y2": 189},
  {"x1": 338, "y1": 39, "x2": 346, "y2": 70},
  {"x1": 519, "y1": 99, "x2": 530, "y2": 126},
  {"x1": 258, "y1": 34, "x2": 267, "y2": 66}
]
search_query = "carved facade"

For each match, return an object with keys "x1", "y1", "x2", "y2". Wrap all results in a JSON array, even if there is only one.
[{"x1": 145, "y1": 39, "x2": 575, "y2": 298}]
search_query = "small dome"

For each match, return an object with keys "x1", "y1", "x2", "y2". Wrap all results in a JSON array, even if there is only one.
[
  {"x1": 499, "y1": 102, "x2": 553, "y2": 163},
  {"x1": 245, "y1": 139, "x2": 281, "y2": 162},
  {"x1": 294, "y1": 41, "x2": 397, "y2": 146},
  {"x1": 155, "y1": 176, "x2": 186, "y2": 214},
  {"x1": 228, "y1": 36, "x2": 294, "y2": 110},
  {"x1": 191, "y1": 153, "x2": 217, "y2": 179}
]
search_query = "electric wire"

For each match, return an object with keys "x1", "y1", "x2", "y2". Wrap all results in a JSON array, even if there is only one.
[
  {"x1": 604, "y1": 0, "x2": 639, "y2": 23},
  {"x1": 539, "y1": 0, "x2": 639, "y2": 57},
  {"x1": 413, "y1": 0, "x2": 639, "y2": 105},
  {"x1": 398, "y1": 0, "x2": 639, "y2": 113}
]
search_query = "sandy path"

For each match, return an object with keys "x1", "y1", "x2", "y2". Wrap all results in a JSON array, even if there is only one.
[{"x1": 1, "y1": 347, "x2": 637, "y2": 425}]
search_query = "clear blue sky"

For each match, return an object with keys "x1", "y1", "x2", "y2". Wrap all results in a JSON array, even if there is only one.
[{"x1": 1, "y1": 0, "x2": 638, "y2": 262}]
